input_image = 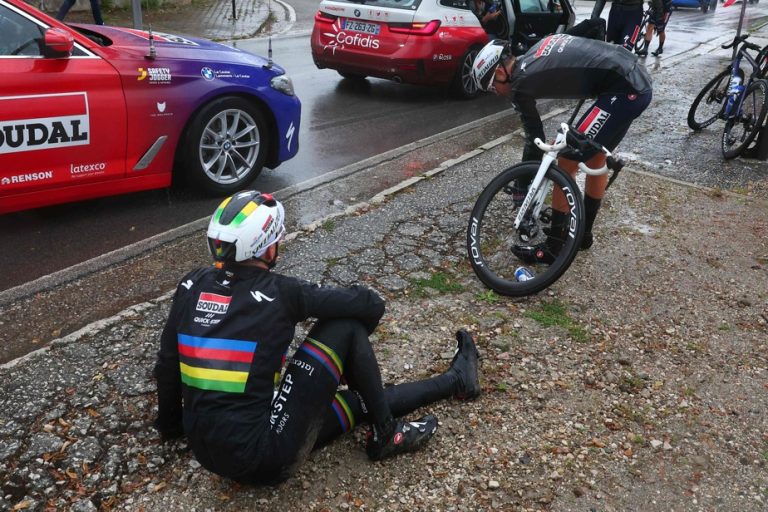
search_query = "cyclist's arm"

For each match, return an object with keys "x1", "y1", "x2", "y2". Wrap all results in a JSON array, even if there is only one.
[
  {"x1": 290, "y1": 279, "x2": 386, "y2": 334},
  {"x1": 514, "y1": 94, "x2": 546, "y2": 161}
]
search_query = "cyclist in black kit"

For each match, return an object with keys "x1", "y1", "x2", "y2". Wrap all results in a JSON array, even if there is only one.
[
  {"x1": 471, "y1": 35, "x2": 652, "y2": 262},
  {"x1": 154, "y1": 190, "x2": 481, "y2": 485},
  {"x1": 635, "y1": 0, "x2": 673, "y2": 57},
  {"x1": 605, "y1": 0, "x2": 663, "y2": 51}
]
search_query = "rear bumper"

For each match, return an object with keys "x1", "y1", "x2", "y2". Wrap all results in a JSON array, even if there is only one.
[{"x1": 310, "y1": 28, "x2": 488, "y2": 86}]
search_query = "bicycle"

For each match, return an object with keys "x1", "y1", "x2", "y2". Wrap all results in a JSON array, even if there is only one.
[
  {"x1": 466, "y1": 123, "x2": 623, "y2": 296},
  {"x1": 634, "y1": 7, "x2": 651, "y2": 54},
  {"x1": 687, "y1": 34, "x2": 768, "y2": 159}
]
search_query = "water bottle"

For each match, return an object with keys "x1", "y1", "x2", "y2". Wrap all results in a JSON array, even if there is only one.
[
  {"x1": 514, "y1": 266, "x2": 534, "y2": 282},
  {"x1": 726, "y1": 74, "x2": 743, "y2": 113},
  {"x1": 728, "y1": 74, "x2": 742, "y2": 95}
]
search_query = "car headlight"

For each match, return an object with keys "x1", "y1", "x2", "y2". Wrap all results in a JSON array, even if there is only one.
[{"x1": 270, "y1": 74, "x2": 295, "y2": 96}]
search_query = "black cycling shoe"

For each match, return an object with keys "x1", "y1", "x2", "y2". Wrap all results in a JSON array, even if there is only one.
[
  {"x1": 652, "y1": 47, "x2": 664, "y2": 57},
  {"x1": 511, "y1": 242, "x2": 557, "y2": 264},
  {"x1": 635, "y1": 41, "x2": 648, "y2": 57},
  {"x1": 449, "y1": 330, "x2": 481, "y2": 400},
  {"x1": 366, "y1": 415, "x2": 438, "y2": 461},
  {"x1": 580, "y1": 232, "x2": 594, "y2": 251}
]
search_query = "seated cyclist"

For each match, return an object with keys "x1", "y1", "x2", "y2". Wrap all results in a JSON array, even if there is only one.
[
  {"x1": 636, "y1": 0, "x2": 672, "y2": 57},
  {"x1": 154, "y1": 191, "x2": 481, "y2": 485},
  {"x1": 471, "y1": 36, "x2": 652, "y2": 262}
]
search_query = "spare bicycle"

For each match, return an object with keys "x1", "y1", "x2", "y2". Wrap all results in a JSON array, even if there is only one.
[
  {"x1": 466, "y1": 123, "x2": 623, "y2": 297},
  {"x1": 687, "y1": 34, "x2": 768, "y2": 159}
]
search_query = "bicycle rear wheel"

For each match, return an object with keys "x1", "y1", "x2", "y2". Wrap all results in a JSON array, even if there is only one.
[
  {"x1": 688, "y1": 68, "x2": 730, "y2": 131},
  {"x1": 467, "y1": 163, "x2": 585, "y2": 297},
  {"x1": 722, "y1": 79, "x2": 768, "y2": 159}
]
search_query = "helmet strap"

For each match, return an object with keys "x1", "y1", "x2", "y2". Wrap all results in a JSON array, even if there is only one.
[{"x1": 256, "y1": 243, "x2": 279, "y2": 269}]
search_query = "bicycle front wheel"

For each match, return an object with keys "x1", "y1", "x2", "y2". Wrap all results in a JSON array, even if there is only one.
[
  {"x1": 466, "y1": 163, "x2": 585, "y2": 297},
  {"x1": 688, "y1": 68, "x2": 730, "y2": 131},
  {"x1": 722, "y1": 79, "x2": 768, "y2": 159}
]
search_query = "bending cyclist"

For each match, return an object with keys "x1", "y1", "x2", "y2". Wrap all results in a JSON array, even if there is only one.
[{"x1": 471, "y1": 35, "x2": 653, "y2": 262}]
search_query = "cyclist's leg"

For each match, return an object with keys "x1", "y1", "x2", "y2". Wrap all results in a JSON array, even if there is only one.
[
  {"x1": 570, "y1": 92, "x2": 652, "y2": 247},
  {"x1": 259, "y1": 319, "x2": 399, "y2": 482}
]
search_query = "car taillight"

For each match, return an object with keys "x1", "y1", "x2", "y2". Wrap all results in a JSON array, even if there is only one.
[
  {"x1": 388, "y1": 20, "x2": 441, "y2": 35},
  {"x1": 315, "y1": 11, "x2": 337, "y2": 23}
]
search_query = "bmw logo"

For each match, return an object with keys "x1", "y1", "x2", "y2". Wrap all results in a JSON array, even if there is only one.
[
  {"x1": 354, "y1": 8, "x2": 360, "y2": 16},
  {"x1": 201, "y1": 67, "x2": 215, "y2": 81}
]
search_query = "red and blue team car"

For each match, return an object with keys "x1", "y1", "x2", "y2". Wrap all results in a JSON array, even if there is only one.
[{"x1": 0, "y1": 0, "x2": 300, "y2": 214}]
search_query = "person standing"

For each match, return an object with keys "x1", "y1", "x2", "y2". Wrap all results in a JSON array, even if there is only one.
[
  {"x1": 636, "y1": 0, "x2": 672, "y2": 57},
  {"x1": 606, "y1": 0, "x2": 662, "y2": 51},
  {"x1": 56, "y1": 0, "x2": 104, "y2": 25}
]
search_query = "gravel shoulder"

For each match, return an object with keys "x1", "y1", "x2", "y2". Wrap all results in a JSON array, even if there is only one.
[{"x1": 2, "y1": 28, "x2": 768, "y2": 512}]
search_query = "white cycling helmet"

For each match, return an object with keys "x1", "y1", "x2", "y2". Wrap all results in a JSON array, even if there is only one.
[
  {"x1": 206, "y1": 190, "x2": 286, "y2": 262},
  {"x1": 472, "y1": 39, "x2": 513, "y2": 92}
]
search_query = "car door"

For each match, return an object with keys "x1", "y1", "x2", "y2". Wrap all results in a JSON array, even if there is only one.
[
  {"x1": 512, "y1": 0, "x2": 573, "y2": 47},
  {"x1": 0, "y1": 0, "x2": 127, "y2": 201}
]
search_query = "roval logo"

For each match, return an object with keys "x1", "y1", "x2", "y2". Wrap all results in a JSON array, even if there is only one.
[
  {"x1": 195, "y1": 292, "x2": 231, "y2": 314},
  {"x1": 0, "y1": 93, "x2": 90, "y2": 155},
  {"x1": 578, "y1": 107, "x2": 611, "y2": 139}
]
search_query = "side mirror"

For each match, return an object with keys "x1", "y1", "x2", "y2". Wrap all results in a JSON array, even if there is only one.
[{"x1": 44, "y1": 27, "x2": 74, "y2": 57}]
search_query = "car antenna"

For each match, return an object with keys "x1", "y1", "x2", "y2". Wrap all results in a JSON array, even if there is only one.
[
  {"x1": 146, "y1": 24, "x2": 157, "y2": 60},
  {"x1": 264, "y1": 0, "x2": 273, "y2": 69}
]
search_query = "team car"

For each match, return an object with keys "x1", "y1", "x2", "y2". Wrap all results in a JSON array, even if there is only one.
[
  {"x1": 310, "y1": 0, "x2": 574, "y2": 98},
  {"x1": 0, "y1": 0, "x2": 300, "y2": 214}
]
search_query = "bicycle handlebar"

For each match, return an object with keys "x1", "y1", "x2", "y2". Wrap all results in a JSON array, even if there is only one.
[
  {"x1": 722, "y1": 34, "x2": 761, "y2": 52},
  {"x1": 533, "y1": 123, "x2": 613, "y2": 176}
]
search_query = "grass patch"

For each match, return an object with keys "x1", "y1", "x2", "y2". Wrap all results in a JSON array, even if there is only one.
[
  {"x1": 321, "y1": 220, "x2": 336, "y2": 232},
  {"x1": 410, "y1": 272, "x2": 464, "y2": 297},
  {"x1": 476, "y1": 289, "x2": 501, "y2": 304},
  {"x1": 524, "y1": 300, "x2": 588, "y2": 342}
]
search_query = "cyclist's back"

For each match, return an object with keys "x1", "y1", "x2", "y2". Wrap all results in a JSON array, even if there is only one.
[{"x1": 508, "y1": 34, "x2": 652, "y2": 103}]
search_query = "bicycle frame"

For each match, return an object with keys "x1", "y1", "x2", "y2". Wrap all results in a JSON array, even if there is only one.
[
  {"x1": 513, "y1": 123, "x2": 611, "y2": 231},
  {"x1": 723, "y1": 38, "x2": 764, "y2": 120}
]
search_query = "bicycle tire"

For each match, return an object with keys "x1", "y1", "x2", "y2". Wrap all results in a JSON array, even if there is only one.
[
  {"x1": 466, "y1": 162, "x2": 585, "y2": 297},
  {"x1": 722, "y1": 78, "x2": 768, "y2": 159},
  {"x1": 634, "y1": 23, "x2": 647, "y2": 53},
  {"x1": 688, "y1": 68, "x2": 731, "y2": 131}
]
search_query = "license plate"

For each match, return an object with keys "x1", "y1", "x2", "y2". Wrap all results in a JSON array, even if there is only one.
[{"x1": 343, "y1": 19, "x2": 380, "y2": 35}]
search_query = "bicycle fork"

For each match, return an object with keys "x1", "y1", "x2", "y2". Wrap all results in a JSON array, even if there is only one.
[{"x1": 513, "y1": 152, "x2": 556, "y2": 233}]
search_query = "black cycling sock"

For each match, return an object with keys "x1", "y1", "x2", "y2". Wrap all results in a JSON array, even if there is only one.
[
  {"x1": 583, "y1": 195, "x2": 602, "y2": 236},
  {"x1": 546, "y1": 209, "x2": 568, "y2": 254}
]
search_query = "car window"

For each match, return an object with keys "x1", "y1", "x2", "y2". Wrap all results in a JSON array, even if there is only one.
[
  {"x1": 0, "y1": 5, "x2": 45, "y2": 56},
  {"x1": 440, "y1": 0, "x2": 470, "y2": 9},
  {"x1": 327, "y1": 0, "x2": 423, "y2": 11},
  {"x1": 518, "y1": 0, "x2": 558, "y2": 12}
]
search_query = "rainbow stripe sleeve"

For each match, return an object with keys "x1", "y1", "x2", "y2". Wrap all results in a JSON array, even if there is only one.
[{"x1": 178, "y1": 334, "x2": 257, "y2": 393}]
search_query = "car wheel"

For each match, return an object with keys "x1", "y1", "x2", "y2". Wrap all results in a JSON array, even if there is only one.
[
  {"x1": 452, "y1": 47, "x2": 481, "y2": 100},
  {"x1": 338, "y1": 71, "x2": 367, "y2": 81},
  {"x1": 183, "y1": 96, "x2": 268, "y2": 196}
]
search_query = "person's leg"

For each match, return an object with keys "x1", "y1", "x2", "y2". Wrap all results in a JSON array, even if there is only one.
[
  {"x1": 622, "y1": 6, "x2": 645, "y2": 51},
  {"x1": 313, "y1": 330, "x2": 480, "y2": 447},
  {"x1": 55, "y1": 0, "x2": 76, "y2": 21},
  {"x1": 89, "y1": 0, "x2": 104, "y2": 25},
  {"x1": 637, "y1": 22, "x2": 655, "y2": 56},
  {"x1": 573, "y1": 92, "x2": 652, "y2": 249},
  {"x1": 261, "y1": 319, "x2": 439, "y2": 481},
  {"x1": 652, "y1": 18, "x2": 668, "y2": 56},
  {"x1": 605, "y1": 5, "x2": 622, "y2": 44}
]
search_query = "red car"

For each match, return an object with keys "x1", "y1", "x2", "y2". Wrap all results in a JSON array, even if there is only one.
[
  {"x1": 311, "y1": 0, "x2": 574, "y2": 98},
  {"x1": 0, "y1": 0, "x2": 301, "y2": 214}
]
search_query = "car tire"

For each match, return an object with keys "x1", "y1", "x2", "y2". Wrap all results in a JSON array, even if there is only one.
[
  {"x1": 452, "y1": 46, "x2": 481, "y2": 100},
  {"x1": 338, "y1": 71, "x2": 367, "y2": 81},
  {"x1": 182, "y1": 96, "x2": 268, "y2": 196}
]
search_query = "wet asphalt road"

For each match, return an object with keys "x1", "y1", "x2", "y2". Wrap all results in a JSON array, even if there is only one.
[{"x1": 1, "y1": 1, "x2": 768, "y2": 296}]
